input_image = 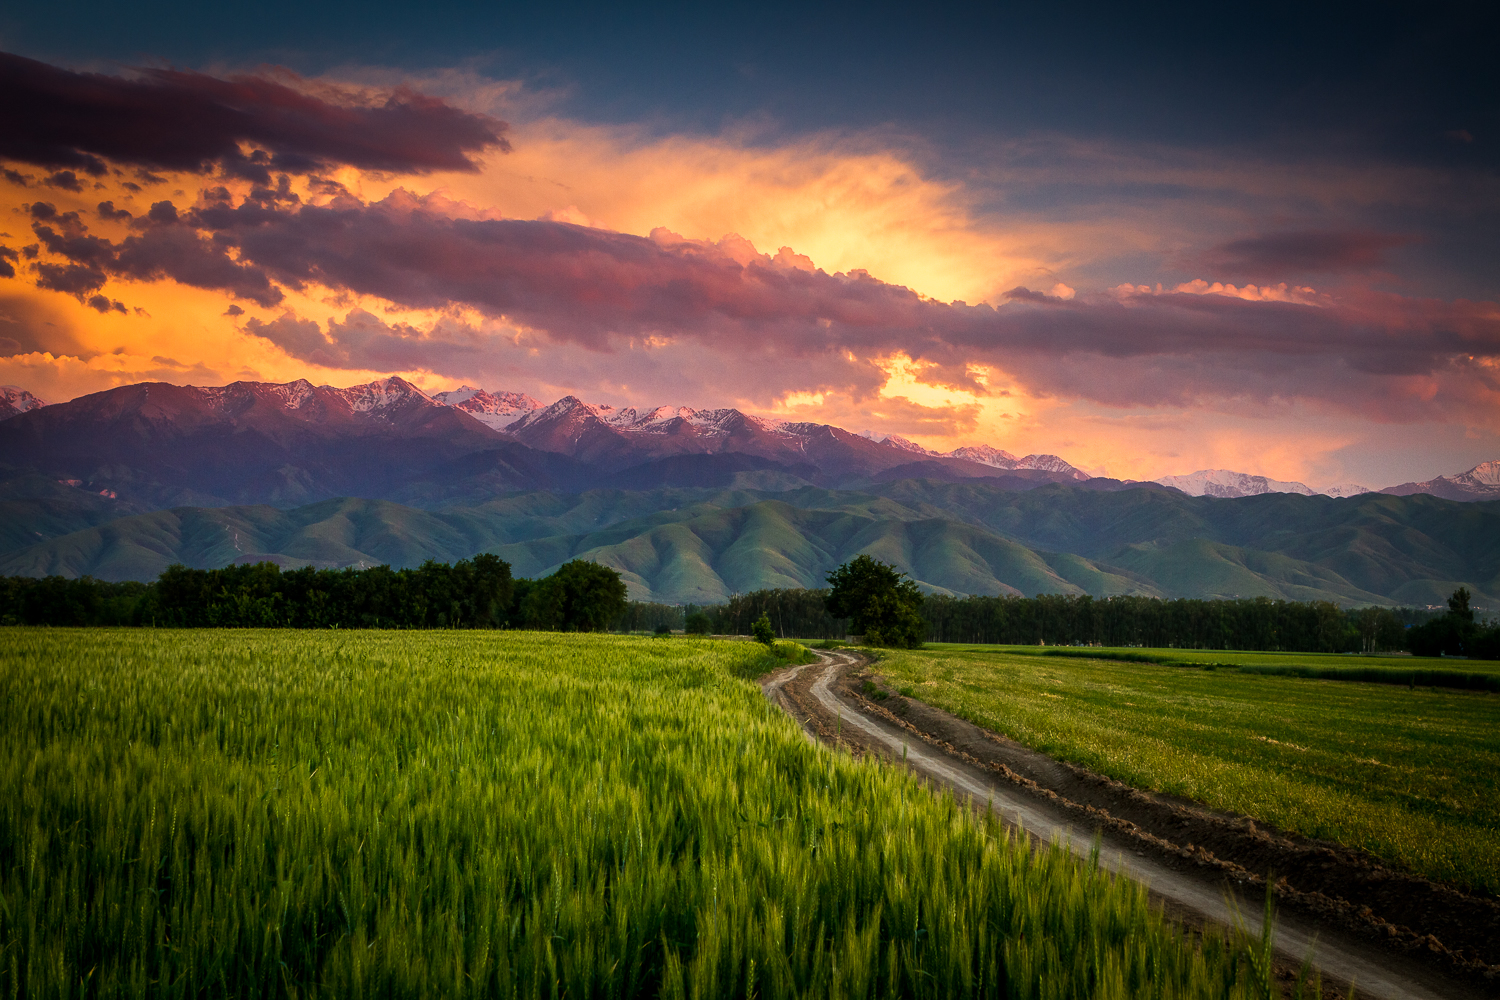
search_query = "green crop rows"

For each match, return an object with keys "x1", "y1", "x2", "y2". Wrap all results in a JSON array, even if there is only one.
[
  {"x1": 0, "y1": 629, "x2": 1282, "y2": 999},
  {"x1": 978, "y1": 645, "x2": 1500, "y2": 686},
  {"x1": 876, "y1": 646, "x2": 1500, "y2": 894}
]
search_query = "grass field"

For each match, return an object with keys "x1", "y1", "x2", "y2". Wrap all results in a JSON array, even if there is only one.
[
  {"x1": 962, "y1": 645, "x2": 1500, "y2": 688},
  {"x1": 876, "y1": 645, "x2": 1500, "y2": 894},
  {"x1": 0, "y1": 628, "x2": 1283, "y2": 1000}
]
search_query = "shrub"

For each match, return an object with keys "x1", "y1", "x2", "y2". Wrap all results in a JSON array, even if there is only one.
[{"x1": 752, "y1": 612, "x2": 775, "y2": 646}]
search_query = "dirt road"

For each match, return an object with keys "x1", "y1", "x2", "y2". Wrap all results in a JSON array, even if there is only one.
[{"x1": 762, "y1": 649, "x2": 1495, "y2": 1000}]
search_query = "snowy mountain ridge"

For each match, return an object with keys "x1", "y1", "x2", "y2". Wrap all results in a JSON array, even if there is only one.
[
  {"x1": 1155, "y1": 469, "x2": 1371, "y2": 499},
  {"x1": 860, "y1": 432, "x2": 1089, "y2": 478},
  {"x1": 430, "y1": 386, "x2": 543, "y2": 430},
  {"x1": 4, "y1": 377, "x2": 1494, "y2": 500}
]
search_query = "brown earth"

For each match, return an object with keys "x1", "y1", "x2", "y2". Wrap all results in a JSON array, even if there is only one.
[{"x1": 763, "y1": 650, "x2": 1500, "y2": 999}]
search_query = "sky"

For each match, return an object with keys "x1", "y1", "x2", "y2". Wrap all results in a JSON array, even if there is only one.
[{"x1": 0, "y1": 0, "x2": 1497, "y2": 489}]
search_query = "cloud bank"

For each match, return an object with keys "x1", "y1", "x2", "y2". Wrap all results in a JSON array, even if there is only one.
[
  {"x1": 0, "y1": 51, "x2": 508, "y2": 184},
  {"x1": 7, "y1": 184, "x2": 1499, "y2": 424}
]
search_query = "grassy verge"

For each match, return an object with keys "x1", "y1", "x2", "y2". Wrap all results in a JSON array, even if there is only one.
[
  {"x1": 0, "y1": 628, "x2": 1277, "y2": 999},
  {"x1": 878, "y1": 646, "x2": 1500, "y2": 895},
  {"x1": 725, "y1": 638, "x2": 816, "y2": 678},
  {"x1": 933, "y1": 643, "x2": 1500, "y2": 691}
]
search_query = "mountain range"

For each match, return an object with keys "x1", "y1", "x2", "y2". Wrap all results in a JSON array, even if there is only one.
[
  {"x1": 5, "y1": 377, "x2": 1496, "y2": 501},
  {"x1": 0, "y1": 376, "x2": 1495, "y2": 605},
  {"x1": 0, "y1": 376, "x2": 1109, "y2": 507}
]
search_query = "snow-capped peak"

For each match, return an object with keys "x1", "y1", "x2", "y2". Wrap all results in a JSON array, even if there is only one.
[
  {"x1": 1013, "y1": 454, "x2": 1090, "y2": 479},
  {"x1": 508, "y1": 394, "x2": 600, "y2": 430},
  {"x1": 1156, "y1": 469, "x2": 1317, "y2": 498},
  {"x1": 643, "y1": 404, "x2": 697, "y2": 423},
  {"x1": 1156, "y1": 469, "x2": 1384, "y2": 498},
  {"x1": 1457, "y1": 460, "x2": 1500, "y2": 487},
  {"x1": 0, "y1": 385, "x2": 49, "y2": 420},
  {"x1": 948, "y1": 444, "x2": 1020, "y2": 468},
  {"x1": 431, "y1": 385, "x2": 485, "y2": 406},
  {"x1": 328, "y1": 376, "x2": 432, "y2": 413},
  {"x1": 593, "y1": 404, "x2": 641, "y2": 427},
  {"x1": 267, "y1": 379, "x2": 316, "y2": 408},
  {"x1": 431, "y1": 386, "x2": 542, "y2": 430},
  {"x1": 881, "y1": 434, "x2": 941, "y2": 456},
  {"x1": 685, "y1": 407, "x2": 750, "y2": 430}
]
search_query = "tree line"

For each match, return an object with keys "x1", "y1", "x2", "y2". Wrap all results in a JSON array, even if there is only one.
[
  {"x1": 702, "y1": 583, "x2": 1491, "y2": 658},
  {"x1": 708, "y1": 588, "x2": 1473, "y2": 655},
  {"x1": 3, "y1": 555, "x2": 1495, "y2": 658},
  {"x1": 919, "y1": 592, "x2": 1420, "y2": 652},
  {"x1": 0, "y1": 557, "x2": 628, "y2": 632}
]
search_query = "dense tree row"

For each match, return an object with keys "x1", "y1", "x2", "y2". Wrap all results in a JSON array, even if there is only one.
[
  {"x1": 918, "y1": 593, "x2": 1445, "y2": 653},
  {"x1": 150, "y1": 557, "x2": 516, "y2": 628},
  {"x1": 0, "y1": 575, "x2": 152, "y2": 627},
  {"x1": 0, "y1": 557, "x2": 625, "y2": 632},
  {"x1": 702, "y1": 586, "x2": 1481, "y2": 656},
  {"x1": 6, "y1": 559, "x2": 1495, "y2": 659}
]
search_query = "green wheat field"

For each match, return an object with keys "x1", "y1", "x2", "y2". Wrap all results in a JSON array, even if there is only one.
[
  {"x1": 0, "y1": 628, "x2": 1290, "y2": 999},
  {"x1": 877, "y1": 645, "x2": 1500, "y2": 894}
]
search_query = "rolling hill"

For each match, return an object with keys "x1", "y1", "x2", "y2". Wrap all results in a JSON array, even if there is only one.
[
  {"x1": 1, "y1": 377, "x2": 1495, "y2": 605},
  {"x1": 3, "y1": 481, "x2": 1495, "y2": 606}
]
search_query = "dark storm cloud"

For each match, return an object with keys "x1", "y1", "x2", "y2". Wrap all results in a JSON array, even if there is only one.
[
  {"x1": 42, "y1": 170, "x2": 84, "y2": 192},
  {"x1": 1200, "y1": 231, "x2": 1417, "y2": 280},
  {"x1": 86, "y1": 293, "x2": 126, "y2": 313},
  {"x1": 17, "y1": 198, "x2": 281, "y2": 304},
  {"x1": 0, "y1": 51, "x2": 510, "y2": 184}
]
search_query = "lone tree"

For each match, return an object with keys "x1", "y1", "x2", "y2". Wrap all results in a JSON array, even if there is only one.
[
  {"x1": 752, "y1": 613, "x2": 776, "y2": 646},
  {"x1": 824, "y1": 555, "x2": 926, "y2": 648},
  {"x1": 1449, "y1": 586, "x2": 1474, "y2": 622}
]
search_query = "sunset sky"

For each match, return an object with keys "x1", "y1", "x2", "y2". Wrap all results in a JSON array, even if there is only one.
[{"x1": 1, "y1": 1, "x2": 1496, "y2": 489}]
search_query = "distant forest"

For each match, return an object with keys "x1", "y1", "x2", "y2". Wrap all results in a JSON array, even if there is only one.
[
  {"x1": 699, "y1": 587, "x2": 1465, "y2": 656},
  {"x1": 1, "y1": 561, "x2": 1492, "y2": 657},
  {"x1": 0, "y1": 557, "x2": 627, "y2": 634}
]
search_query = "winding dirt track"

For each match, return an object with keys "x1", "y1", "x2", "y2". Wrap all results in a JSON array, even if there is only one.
[{"x1": 762, "y1": 650, "x2": 1491, "y2": 1000}]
